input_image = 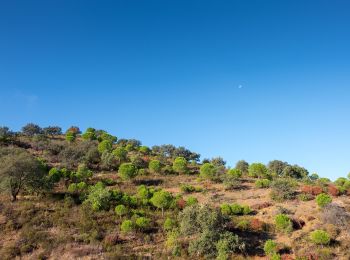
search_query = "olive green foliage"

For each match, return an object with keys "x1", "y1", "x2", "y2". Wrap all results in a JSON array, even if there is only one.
[
  {"x1": 85, "y1": 182, "x2": 111, "y2": 211},
  {"x1": 270, "y1": 178, "x2": 297, "y2": 201},
  {"x1": 135, "y1": 217, "x2": 151, "y2": 230},
  {"x1": 115, "y1": 204, "x2": 128, "y2": 218},
  {"x1": 65, "y1": 131, "x2": 76, "y2": 142},
  {"x1": 172, "y1": 157, "x2": 188, "y2": 174},
  {"x1": 282, "y1": 165, "x2": 309, "y2": 179},
  {"x1": 264, "y1": 239, "x2": 278, "y2": 256},
  {"x1": 248, "y1": 163, "x2": 269, "y2": 178},
  {"x1": 316, "y1": 193, "x2": 332, "y2": 208},
  {"x1": 74, "y1": 164, "x2": 93, "y2": 182},
  {"x1": 220, "y1": 203, "x2": 251, "y2": 216},
  {"x1": 186, "y1": 196, "x2": 198, "y2": 206},
  {"x1": 200, "y1": 163, "x2": 217, "y2": 179},
  {"x1": 82, "y1": 128, "x2": 97, "y2": 141},
  {"x1": 118, "y1": 163, "x2": 137, "y2": 180},
  {"x1": 150, "y1": 190, "x2": 173, "y2": 215},
  {"x1": 255, "y1": 179, "x2": 271, "y2": 188},
  {"x1": 227, "y1": 168, "x2": 242, "y2": 179},
  {"x1": 112, "y1": 146, "x2": 127, "y2": 163},
  {"x1": 98, "y1": 140, "x2": 113, "y2": 154},
  {"x1": 48, "y1": 167, "x2": 62, "y2": 183},
  {"x1": 275, "y1": 214, "x2": 293, "y2": 233},
  {"x1": 120, "y1": 220, "x2": 134, "y2": 233},
  {"x1": 68, "y1": 181, "x2": 88, "y2": 193},
  {"x1": 309, "y1": 230, "x2": 331, "y2": 245},
  {"x1": 268, "y1": 160, "x2": 289, "y2": 176},
  {"x1": 137, "y1": 185, "x2": 155, "y2": 205},
  {"x1": 235, "y1": 160, "x2": 249, "y2": 175},
  {"x1": 22, "y1": 123, "x2": 42, "y2": 136},
  {"x1": 148, "y1": 159, "x2": 162, "y2": 173},
  {"x1": 139, "y1": 146, "x2": 150, "y2": 154},
  {"x1": 0, "y1": 147, "x2": 47, "y2": 201},
  {"x1": 164, "y1": 217, "x2": 176, "y2": 231}
]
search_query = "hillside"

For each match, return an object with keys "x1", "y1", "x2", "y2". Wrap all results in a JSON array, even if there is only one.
[{"x1": 0, "y1": 124, "x2": 350, "y2": 260}]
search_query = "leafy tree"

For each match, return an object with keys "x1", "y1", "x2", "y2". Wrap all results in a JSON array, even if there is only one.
[
  {"x1": 248, "y1": 163, "x2": 269, "y2": 178},
  {"x1": 82, "y1": 128, "x2": 97, "y2": 140},
  {"x1": 120, "y1": 220, "x2": 134, "y2": 233},
  {"x1": 100, "y1": 151, "x2": 118, "y2": 170},
  {"x1": 74, "y1": 164, "x2": 93, "y2": 182},
  {"x1": 0, "y1": 147, "x2": 47, "y2": 201},
  {"x1": 220, "y1": 203, "x2": 232, "y2": 215},
  {"x1": 98, "y1": 140, "x2": 113, "y2": 154},
  {"x1": 282, "y1": 165, "x2": 309, "y2": 179},
  {"x1": 85, "y1": 182, "x2": 111, "y2": 211},
  {"x1": 310, "y1": 230, "x2": 330, "y2": 245},
  {"x1": 139, "y1": 146, "x2": 150, "y2": 155},
  {"x1": 96, "y1": 131, "x2": 117, "y2": 143},
  {"x1": 118, "y1": 163, "x2": 137, "y2": 181},
  {"x1": 186, "y1": 196, "x2": 198, "y2": 206},
  {"x1": 112, "y1": 147, "x2": 128, "y2": 163},
  {"x1": 216, "y1": 232, "x2": 243, "y2": 260},
  {"x1": 310, "y1": 173, "x2": 320, "y2": 181},
  {"x1": 42, "y1": 126, "x2": 62, "y2": 136},
  {"x1": 235, "y1": 160, "x2": 249, "y2": 175},
  {"x1": 227, "y1": 168, "x2": 242, "y2": 179},
  {"x1": 200, "y1": 163, "x2": 216, "y2": 179},
  {"x1": 172, "y1": 157, "x2": 188, "y2": 174},
  {"x1": 275, "y1": 214, "x2": 293, "y2": 233},
  {"x1": 115, "y1": 204, "x2": 128, "y2": 220},
  {"x1": 211, "y1": 157, "x2": 226, "y2": 167},
  {"x1": 149, "y1": 159, "x2": 162, "y2": 174},
  {"x1": 21, "y1": 123, "x2": 42, "y2": 136},
  {"x1": 150, "y1": 190, "x2": 173, "y2": 216},
  {"x1": 316, "y1": 193, "x2": 332, "y2": 208},
  {"x1": 268, "y1": 160, "x2": 289, "y2": 176},
  {"x1": 264, "y1": 240, "x2": 278, "y2": 256}
]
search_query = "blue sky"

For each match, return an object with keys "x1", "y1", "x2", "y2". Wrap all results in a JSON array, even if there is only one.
[{"x1": 1, "y1": 0, "x2": 350, "y2": 180}]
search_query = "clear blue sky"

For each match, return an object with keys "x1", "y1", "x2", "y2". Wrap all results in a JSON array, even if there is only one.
[{"x1": 1, "y1": 1, "x2": 350, "y2": 180}]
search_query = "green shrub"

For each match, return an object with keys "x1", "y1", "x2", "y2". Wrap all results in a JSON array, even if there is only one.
[
  {"x1": 98, "y1": 140, "x2": 113, "y2": 154},
  {"x1": 186, "y1": 196, "x2": 198, "y2": 206},
  {"x1": 120, "y1": 220, "x2": 134, "y2": 233},
  {"x1": 150, "y1": 190, "x2": 173, "y2": 216},
  {"x1": 181, "y1": 184, "x2": 196, "y2": 193},
  {"x1": 220, "y1": 203, "x2": 232, "y2": 215},
  {"x1": 298, "y1": 193, "x2": 313, "y2": 201},
  {"x1": 85, "y1": 182, "x2": 111, "y2": 211},
  {"x1": 316, "y1": 193, "x2": 332, "y2": 208},
  {"x1": 275, "y1": 214, "x2": 293, "y2": 233},
  {"x1": 248, "y1": 163, "x2": 268, "y2": 178},
  {"x1": 118, "y1": 163, "x2": 137, "y2": 181},
  {"x1": 242, "y1": 205, "x2": 252, "y2": 215},
  {"x1": 270, "y1": 178, "x2": 297, "y2": 201},
  {"x1": 230, "y1": 204, "x2": 243, "y2": 215},
  {"x1": 115, "y1": 204, "x2": 128, "y2": 219},
  {"x1": 135, "y1": 217, "x2": 151, "y2": 230},
  {"x1": 172, "y1": 157, "x2": 188, "y2": 174},
  {"x1": 255, "y1": 179, "x2": 271, "y2": 188},
  {"x1": 199, "y1": 163, "x2": 216, "y2": 179},
  {"x1": 227, "y1": 169, "x2": 242, "y2": 179},
  {"x1": 310, "y1": 230, "x2": 331, "y2": 245},
  {"x1": 236, "y1": 220, "x2": 250, "y2": 231},
  {"x1": 264, "y1": 239, "x2": 278, "y2": 256},
  {"x1": 149, "y1": 159, "x2": 161, "y2": 173},
  {"x1": 164, "y1": 217, "x2": 176, "y2": 231}
]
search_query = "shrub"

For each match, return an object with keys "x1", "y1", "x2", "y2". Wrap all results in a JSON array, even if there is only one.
[
  {"x1": 215, "y1": 232, "x2": 243, "y2": 260},
  {"x1": 220, "y1": 203, "x2": 232, "y2": 215},
  {"x1": 186, "y1": 196, "x2": 198, "y2": 206},
  {"x1": 230, "y1": 204, "x2": 243, "y2": 215},
  {"x1": 264, "y1": 239, "x2": 278, "y2": 256},
  {"x1": 236, "y1": 220, "x2": 250, "y2": 231},
  {"x1": 255, "y1": 179, "x2": 271, "y2": 188},
  {"x1": 149, "y1": 159, "x2": 161, "y2": 174},
  {"x1": 270, "y1": 178, "x2": 297, "y2": 201},
  {"x1": 48, "y1": 167, "x2": 62, "y2": 183},
  {"x1": 316, "y1": 193, "x2": 332, "y2": 208},
  {"x1": 97, "y1": 140, "x2": 113, "y2": 154},
  {"x1": 164, "y1": 218, "x2": 176, "y2": 231},
  {"x1": 301, "y1": 185, "x2": 323, "y2": 196},
  {"x1": 327, "y1": 185, "x2": 339, "y2": 196},
  {"x1": 298, "y1": 193, "x2": 313, "y2": 201},
  {"x1": 135, "y1": 217, "x2": 151, "y2": 231},
  {"x1": 181, "y1": 184, "x2": 196, "y2": 193},
  {"x1": 242, "y1": 205, "x2": 252, "y2": 215},
  {"x1": 172, "y1": 157, "x2": 188, "y2": 174},
  {"x1": 309, "y1": 230, "x2": 330, "y2": 245},
  {"x1": 115, "y1": 205, "x2": 128, "y2": 219},
  {"x1": 275, "y1": 214, "x2": 293, "y2": 233},
  {"x1": 120, "y1": 220, "x2": 134, "y2": 233},
  {"x1": 85, "y1": 182, "x2": 111, "y2": 211},
  {"x1": 118, "y1": 163, "x2": 137, "y2": 181},
  {"x1": 248, "y1": 163, "x2": 268, "y2": 178},
  {"x1": 200, "y1": 163, "x2": 217, "y2": 179},
  {"x1": 227, "y1": 169, "x2": 242, "y2": 179}
]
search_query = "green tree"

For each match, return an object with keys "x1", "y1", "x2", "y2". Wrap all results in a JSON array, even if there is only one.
[
  {"x1": 112, "y1": 147, "x2": 128, "y2": 163},
  {"x1": 0, "y1": 148, "x2": 47, "y2": 201},
  {"x1": 42, "y1": 126, "x2": 62, "y2": 136},
  {"x1": 282, "y1": 165, "x2": 309, "y2": 179},
  {"x1": 115, "y1": 204, "x2": 128, "y2": 220},
  {"x1": 267, "y1": 160, "x2": 289, "y2": 176},
  {"x1": 200, "y1": 163, "x2": 216, "y2": 179},
  {"x1": 139, "y1": 146, "x2": 150, "y2": 155},
  {"x1": 82, "y1": 127, "x2": 96, "y2": 140},
  {"x1": 65, "y1": 131, "x2": 76, "y2": 143},
  {"x1": 172, "y1": 157, "x2": 188, "y2": 174},
  {"x1": 227, "y1": 168, "x2": 242, "y2": 179},
  {"x1": 85, "y1": 182, "x2": 111, "y2": 211},
  {"x1": 118, "y1": 163, "x2": 137, "y2": 181},
  {"x1": 149, "y1": 159, "x2": 162, "y2": 174},
  {"x1": 235, "y1": 160, "x2": 249, "y2": 175},
  {"x1": 98, "y1": 140, "x2": 113, "y2": 154},
  {"x1": 135, "y1": 217, "x2": 151, "y2": 231},
  {"x1": 0, "y1": 127, "x2": 15, "y2": 144},
  {"x1": 150, "y1": 190, "x2": 173, "y2": 216},
  {"x1": 120, "y1": 220, "x2": 134, "y2": 233},
  {"x1": 316, "y1": 193, "x2": 332, "y2": 208},
  {"x1": 164, "y1": 217, "x2": 176, "y2": 231},
  {"x1": 248, "y1": 163, "x2": 268, "y2": 178}
]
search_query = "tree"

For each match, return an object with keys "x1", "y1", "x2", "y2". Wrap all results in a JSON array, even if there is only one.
[
  {"x1": 274, "y1": 214, "x2": 293, "y2": 233},
  {"x1": 235, "y1": 160, "x2": 249, "y2": 175},
  {"x1": 82, "y1": 128, "x2": 96, "y2": 140},
  {"x1": 66, "y1": 126, "x2": 81, "y2": 134},
  {"x1": 135, "y1": 217, "x2": 151, "y2": 231},
  {"x1": 150, "y1": 190, "x2": 173, "y2": 216},
  {"x1": 149, "y1": 159, "x2": 162, "y2": 174},
  {"x1": 96, "y1": 131, "x2": 117, "y2": 143},
  {"x1": 211, "y1": 157, "x2": 226, "y2": 167},
  {"x1": 227, "y1": 169, "x2": 242, "y2": 179},
  {"x1": 112, "y1": 147, "x2": 128, "y2": 163},
  {"x1": 0, "y1": 126, "x2": 15, "y2": 144},
  {"x1": 172, "y1": 157, "x2": 188, "y2": 174},
  {"x1": 267, "y1": 160, "x2": 289, "y2": 176},
  {"x1": 74, "y1": 163, "x2": 93, "y2": 182},
  {"x1": 85, "y1": 182, "x2": 111, "y2": 211},
  {"x1": 248, "y1": 163, "x2": 268, "y2": 178},
  {"x1": 282, "y1": 165, "x2": 308, "y2": 179},
  {"x1": 22, "y1": 123, "x2": 42, "y2": 136},
  {"x1": 42, "y1": 126, "x2": 62, "y2": 136},
  {"x1": 115, "y1": 204, "x2": 128, "y2": 220},
  {"x1": 139, "y1": 146, "x2": 150, "y2": 155},
  {"x1": 200, "y1": 163, "x2": 216, "y2": 180},
  {"x1": 0, "y1": 147, "x2": 46, "y2": 201},
  {"x1": 120, "y1": 220, "x2": 134, "y2": 233},
  {"x1": 310, "y1": 173, "x2": 320, "y2": 181},
  {"x1": 98, "y1": 140, "x2": 113, "y2": 154},
  {"x1": 118, "y1": 163, "x2": 137, "y2": 181}
]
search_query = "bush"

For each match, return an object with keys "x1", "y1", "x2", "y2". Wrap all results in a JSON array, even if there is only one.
[
  {"x1": 135, "y1": 217, "x2": 151, "y2": 231},
  {"x1": 215, "y1": 232, "x2": 243, "y2": 260},
  {"x1": 85, "y1": 182, "x2": 111, "y2": 211},
  {"x1": 220, "y1": 203, "x2": 232, "y2": 215},
  {"x1": 115, "y1": 205, "x2": 128, "y2": 219},
  {"x1": 248, "y1": 163, "x2": 268, "y2": 178},
  {"x1": 275, "y1": 214, "x2": 293, "y2": 233},
  {"x1": 298, "y1": 193, "x2": 313, "y2": 201},
  {"x1": 172, "y1": 157, "x2": 188, "y2": 174},
  {"x1": 186, "y1": 196, "x2": 198, "y2": 206},
  {"x1": 97, "y1": 140, "x2": 113, "y2": 154},
  {"x1": 200, "y1": 163, "x2": 217, "y2": 179},
  {"x1": 270, "y1": 178, "x2": 297, "y2": 201},
  {"x1": 227, "y1": 169, "x2": 242, "y2": 179},
  {"x1": 118, "y1": 163, "x2": 137, "y2": 181},
  {"x1": 120, "y1": 220, "x2": 134, "y2": 233},
  {"x1": 149, "y1": 159, "x2": 161, "y2": 173},
  {"x1": 181, "y1": 184, "x2": 196, "y2": 193},
  {"x1": 236, "y1": 220, "x2": 250, "y2": 231},
  {"x1": 264, "y1": 239, "x2": 278, "y2": 256},
  {"x1": 230, "y1": 204, "x2": 243, "y2": 215},
  {"x1": 316, "y1": 193, "x2": 332, "y2": 208},
  {"x1": 309, "y1": 230, "x2": 330, "y2": 245},
  {"x1": 301, "y1": 185, "x2": 323, "y2": 196},
  {"x1": 164, "y1": 218, "x2": 176, "y2": 231},
  {"x1": 255, "y1": 179, "x2": 271, "y2": 188},
  {"x1": 327, "y1": 185, "x2": 339, "y2": 196}
]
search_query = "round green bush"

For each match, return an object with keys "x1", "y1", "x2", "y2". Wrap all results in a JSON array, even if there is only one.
[
  {"x1": 230, "y1": 203, "x2": 243, "y2": 215},
  {"x1": 199, "y1": 163, "x2": 216, "y2": 179},
  {"x1": 227, "y1": 168, "x2": 242, "y2": 179},
  {"x1": 310, "y1": 230, "x2": 330, "y2": 245},
  {"x1": 220, "y1": 203, "x2": 232, "y2": 215},
  {"x1": 264, "y1": 239, "x2": 278, "y2": 256},
  {"x1": 316, "y1": 193, "x2": 332, "y2": 208},
  {"x1": 120, "y1": 220, "x2": 134, "y2": 233},
  {"x1": 135, "y1": 217, "x2": 151, "y2": 230},
  {"x1": 163, "y1": 217, "x2": 176, "y2": 231},
  {"x1": 255, "y1": 179, "x2": 271, "y2": 188},
  {"x1": 115, "y1": 204, "x2": 128, "y2": 218},
  {"x1": 274, "y1": 214, "x2": 293, "y2": 233},
  {"x1": 186, "y1": 196, "x2": 198, "y2": 206},
  {"x1": 149, "y1": 159, "x2": 161, "y2": 173},
  {"x1": 118, "y1": 163, "x2": 137, "y2": 180}
]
